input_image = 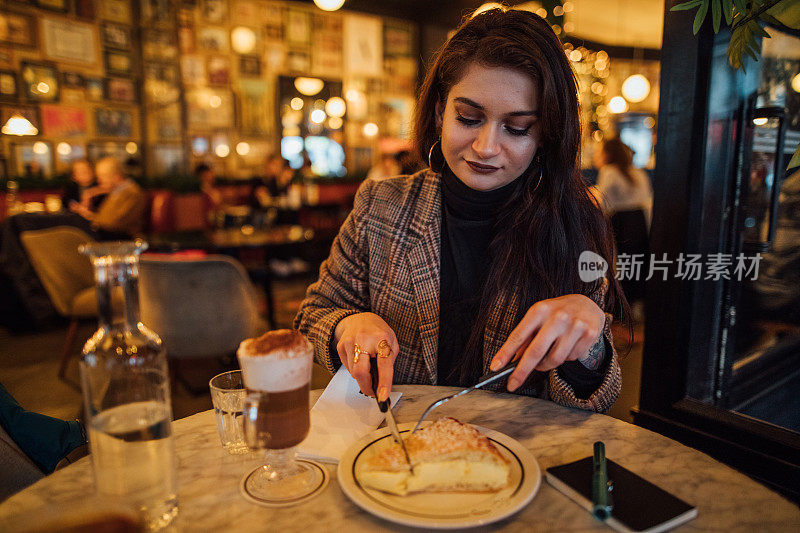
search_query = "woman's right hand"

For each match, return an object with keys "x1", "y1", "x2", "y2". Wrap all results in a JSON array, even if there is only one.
[{"x1": 334, "y1": 312, "x2": 399, "y2": 403}]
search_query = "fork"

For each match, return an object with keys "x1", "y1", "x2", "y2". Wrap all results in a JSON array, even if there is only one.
[{"x1": 411, "y1": 363, "x2": 518, "y2": 433}]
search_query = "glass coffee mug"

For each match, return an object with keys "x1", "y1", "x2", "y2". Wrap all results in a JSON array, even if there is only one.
[{"x1": 238, "y1": 330, "x2": 327, "y2": 506}]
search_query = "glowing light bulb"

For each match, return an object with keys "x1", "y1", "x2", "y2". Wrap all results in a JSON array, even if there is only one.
[
  {"x1": 325, "y1": 97, "x2": 346, "y2": 118},
  {"x1": 313, "y1": 0, "x2": 345, "y2": 11},
  {"x1": 621, "y1": 74, "x2": 651, "y2": 103},
  {"x1": 125, "y1": 142, "x2": 137, "y2": 154},
  {"x1": 57, "y1": 142, "x2": 72, "y2": 156},
  {"x1": 209, "y1": 95, "x2": 222, "y2": 108},
  {"x1": 37, "y1": 82, "x2": 50, "y2": 94},
  {"x1": 231, "y1": 27, "x2": 257, "y2": 54},
  {"x1": 2, "y1": 115, "x2": 38, "y2": 135},
  {"x1": 753, "y1": 117, "x2": 768, "y2": 126},
  {"x1": 294, "y1": 77, "x2": 324, "y2": 96},
  {"x1": 236, "y1": 142, "x2": 251, "y2": 155},
  {"x1": 328, "y1": 116, "x2": 343, "y2": 129},
  {"x1": 792, "y1": 73, "x2": 800, "y2": 93},
  {"x1": 215, "y1": 144, "x2": 230, "y2": 157},
  {"x1": 310, "y1": 109, "x2": 326, "y2": 124},
  {"x1": 290, "y1": 97, "x2": 304, "y2": 110},
  {"x1": 33, "y1": 141, "x2": 49, "y2": 154},
  {"x1": 608, "y1": 96, "x2": 628, "y2": 114},
  {"x1": 363, "y1": 122, "x2": 378, "y2": 137}
]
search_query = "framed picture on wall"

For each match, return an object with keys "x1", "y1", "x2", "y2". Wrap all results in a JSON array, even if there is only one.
[
  {"x1": 178, "y1": 26, "x2": 195, "y2": 53},
  {"x1": 104, "y1": 77, "x2": 136, "y2": 103},
  {"x1": 0, "y1": 12, "x2": 37, "y2": 48},
  {"x1": 207, "y1": 55, "x2": 230, "y2": 85},
  {"x1": 239, "y1": 55, "x2": 260, "y2": 77},
  {"x1": 35, "y1": 0, "x2": 69, "y2": 12},
  {"x1": 61, "y1": 72, "x2": 85, "y2": 88},
  {"x1": 99, "y1": 0, "x2": 132, "y2": 24},
  {"x1": 20, "y1": 62, "x2": 60, "y2": 102},
  {"x1": 143, "y1": 29, "x2": 178, "y2": 61},
  {"x1": 197, "y1": 27, "x2": 229, "y2": 53},
  {"x1": 88, "y1": 142, "x2": 129, "y2": 162},
  {"x1": 85, "y1": 77, "x2": 104, "y2": 101},
  {"x1": 202, "y1": 0, "x2": 228, "y2": 24},
  {"x1": 12, "y1": 141, "x2": 54, "y2": 178},
  {"x1": 104, "y1": 50, "x2": 133, "y2": 76},
  {"x1": 180, "y1": 55, "x2": 206, "y2": 86},
  {"x1": 142, "y1": 0, "x2": 174, "y2": 26},
  {"x1": 150, "y1": 144, "x2": 185, "y2": 176},
  {"x1": 285, "y1": 8, "x2": 310, "y2": 46},
  {"x1": 186, "y1": 88, "x2": 233, "y2": 129},
  {"x1": 144, "y1": 63, "x2": 180, "y2": 105},
  {"x1": 147, "y1": 103, "x2": 182, "y2": 141},
  {"x1": 0, "y1": 48, "x2": 13, "y2": 69},
  {"x1": 0, "y1": 70, "x2": 19, "y2": 102},
  {"x1": 41, "y1": 17, "x2": 98, "y2": 66},
  {"x1": 75, "y1": 0, "x2": 96, "y2": 20},
  {"x1": 286, "y1": 50, "x2": 310, "y2": 73},
  {"x1": 94, "y1": 107, "x2": 133, "y2": 137},
  {"x1": 41, "y1": 104, "x2": 87, "y2": 137},
  {"x1": 101, "y1": 22, "x2": 132, "y2": 50}
]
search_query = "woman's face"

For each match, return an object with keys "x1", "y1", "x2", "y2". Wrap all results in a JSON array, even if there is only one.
[{"x1": 437, "y1": 63, "x2": 542, "y2": 191}]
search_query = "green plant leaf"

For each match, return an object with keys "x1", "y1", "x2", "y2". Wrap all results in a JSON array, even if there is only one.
[
  {"x1": 767, "y1": 1, "x2": 800, "y2": 29},
  {"x1": 727, "y1": 13, "x2": 754, "y2": 70},
  {"x1": 722, "y1": 0, "x2": 734, "y2": 24},
  {"x1": 748, "y1": 19, "x2": 770, "y2": 37},
  {"x1": 694, "y1": 1, "x2": 710, "y2": 33},
  {"x1": 671, "y1": 0, "x2": 703, "y2": 11},
  {"x1": 788, "y1": 144, "x2": 800, "y2": 171},
  {"x1": 712, "y1": 0, "x2": 722, "y2": 32}
]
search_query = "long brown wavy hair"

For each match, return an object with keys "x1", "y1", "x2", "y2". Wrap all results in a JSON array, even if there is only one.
[
  {"x1": 601, "y1": 137, "x2": 636, "y2": 184},
  {"x1": 413, "y1": 8, "x2": 630, "y2": 384}
]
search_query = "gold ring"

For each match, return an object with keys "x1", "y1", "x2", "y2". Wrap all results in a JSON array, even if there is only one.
[
  {"x1": 377, "y1": 339, "x2": 391, "y2": 358},
  {"x1": 353, "y1": 343, "x2": 364, "y2": 365}
]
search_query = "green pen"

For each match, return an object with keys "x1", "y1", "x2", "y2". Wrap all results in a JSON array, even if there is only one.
[{"x1": 592, "y1": 441, "x2": 614, "y2": 520}]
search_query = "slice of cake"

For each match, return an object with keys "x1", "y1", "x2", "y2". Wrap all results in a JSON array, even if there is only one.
[{"x1": 358, "y1": 417, "x2": 510, "y2": 496}]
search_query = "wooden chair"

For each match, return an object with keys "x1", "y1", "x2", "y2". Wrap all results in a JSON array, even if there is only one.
[{"x1": 19, "y1": 226, "x2": 123, "y2": 379}]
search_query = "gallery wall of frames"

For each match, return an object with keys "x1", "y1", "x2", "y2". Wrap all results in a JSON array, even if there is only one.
[{"x1": 0, "y1": 0, "x2": 418, "y2": 180}]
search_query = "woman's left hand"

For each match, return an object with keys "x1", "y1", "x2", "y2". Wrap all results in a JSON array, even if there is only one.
[{"x1": 489, "y1": 294, "x2": 606, "y2": 391}]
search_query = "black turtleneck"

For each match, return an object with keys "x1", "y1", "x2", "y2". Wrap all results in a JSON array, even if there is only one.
[
  {"x1": 437, "y1": 166, "x2": 607, "y2": 397},
  {"x1": 437, "y1": 166, "x2": 516, "y2": 386}
]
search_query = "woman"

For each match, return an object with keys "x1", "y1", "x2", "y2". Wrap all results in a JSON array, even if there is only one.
[
  {"x1": 295, "y1": 9, "x2": 626, "y2": 412},
  {"x1": 594, "y1": 138, "x2": 652, "y2": 308}
]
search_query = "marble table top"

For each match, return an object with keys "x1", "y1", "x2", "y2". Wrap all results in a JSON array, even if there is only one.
[{"x1": 1, "y1": 385, "x2": 798, "y2": 531}]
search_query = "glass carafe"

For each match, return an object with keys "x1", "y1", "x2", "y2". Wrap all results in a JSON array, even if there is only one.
[{"x1": 78, "y1": 240, "x2": 178, "y2": 530}]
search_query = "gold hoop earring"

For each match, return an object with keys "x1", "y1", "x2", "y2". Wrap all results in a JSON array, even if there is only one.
[{"x1": 428, "y1": 139, "x2": 444, "y2": 173}]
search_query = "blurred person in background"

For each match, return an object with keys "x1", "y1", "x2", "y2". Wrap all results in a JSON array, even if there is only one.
[
  {"x1": 69, "y1": 157, "x2": 148, "y2": 239},
  {"x1": 593, "y1": 137, "x2": 653, "y2": 320},
  {"x1": 61, "y1": 160, "x2": 106, "y2": 212},
  {"x1": 253, "y1": 154, "x2": 294, "y2": 207},
  {"x1": 196, "y1": 162, "x2": 223, "y2": 210}
]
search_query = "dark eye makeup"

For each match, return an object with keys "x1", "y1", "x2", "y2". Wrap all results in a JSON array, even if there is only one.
[{"x1": 455, "y1": 112, "x2": 532, "y2": 137}]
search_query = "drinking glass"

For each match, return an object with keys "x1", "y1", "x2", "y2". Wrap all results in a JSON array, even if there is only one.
[
  {"x1": 209, "y1": 370, "x2": 248, "y2": 454},
  {"x1": 239, "y1": 349, "x2": 326, "y2": 506}
]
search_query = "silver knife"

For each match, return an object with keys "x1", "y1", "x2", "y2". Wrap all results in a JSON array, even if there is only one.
[{"x1": 370, "y1": 358, "x2": 414, "y2": 473}]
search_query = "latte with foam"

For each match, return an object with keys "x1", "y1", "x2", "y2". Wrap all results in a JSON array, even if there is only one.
[{"x1": 237, "y1": 330, "x2": 313, "y2": 449}]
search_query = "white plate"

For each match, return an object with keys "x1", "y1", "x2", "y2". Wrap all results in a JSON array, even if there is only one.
[{"x1": 337, "y1": 422, "x2": 541, "y2": 529}]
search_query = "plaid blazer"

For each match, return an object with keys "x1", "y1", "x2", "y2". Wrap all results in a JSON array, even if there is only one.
[{"x1": 294, "y1": 170, "x2": 621, "y2": 412}]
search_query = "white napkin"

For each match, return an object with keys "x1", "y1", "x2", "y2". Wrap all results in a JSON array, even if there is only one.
[{"x1": 298, "y1": 366, "x2": 402, "y2": 464}]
